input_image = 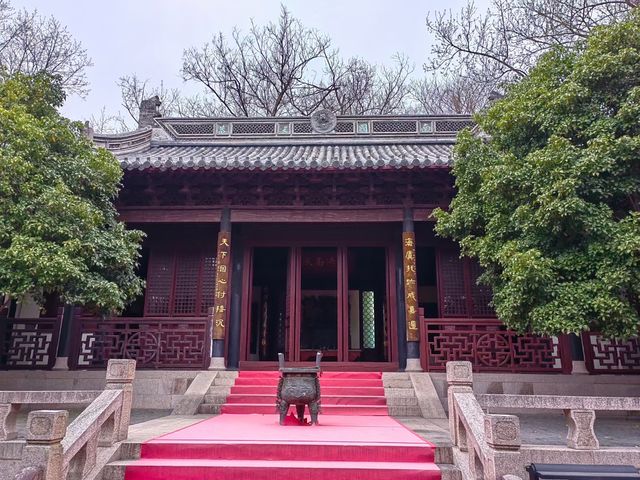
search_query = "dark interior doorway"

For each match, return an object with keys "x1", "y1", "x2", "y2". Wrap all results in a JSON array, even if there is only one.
[
  {"x1": 300, "y1": 247, "x2": 339, "y2": 361},
  {"x1": 249, "y1": 248, "x2": 289, "y2": 361},
  {"x1": 347, "y1": 247, "x2": 388, "y2": 362}
]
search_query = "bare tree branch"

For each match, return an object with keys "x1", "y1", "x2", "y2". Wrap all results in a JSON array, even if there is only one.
[
  {"x1": 0, "y1": 2, "x2": 92, "y2": 96},
  {"x1": 426, "y1": 0, "x2": 633, "y2": 92}
]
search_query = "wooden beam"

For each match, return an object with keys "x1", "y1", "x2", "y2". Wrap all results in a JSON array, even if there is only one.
[
  {"x1": 231, "y1": 208, "x2": 405, "y2": 222},
  {"x1": 118, "y1": 208, "x2": 222, "y2": 223}
]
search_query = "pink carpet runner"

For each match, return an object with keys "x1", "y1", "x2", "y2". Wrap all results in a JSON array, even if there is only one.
[{"x1": 125, "y1": 371, "x2": 441, "y2": 480}]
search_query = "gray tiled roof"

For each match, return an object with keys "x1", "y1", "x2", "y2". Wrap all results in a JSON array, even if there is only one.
[
  {"x1": 118, "y1": 142, "x2": 454, "y2": 171},
  {"x1": 93, "y1": 114, "x2": 470, "y2": 171}
]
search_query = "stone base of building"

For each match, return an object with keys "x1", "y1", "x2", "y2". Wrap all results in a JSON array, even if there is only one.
[
  {"x1": 405, "y1": 358, "x2": 423, "y2": 372},
  {"x1": 52, "y1": 356, "x2": 69, "y2": 371},
  {"x1": 572, "y1": 360, "x2": 589, "y2": 374},
  {"x1": 208, "y1": 356, "x2": 226, "y2": 370}
]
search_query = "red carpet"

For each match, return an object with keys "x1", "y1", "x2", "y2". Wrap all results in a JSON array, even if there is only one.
[
  {"x1": 126, "y1": 415, "x2": 440, "y2": 480},
  {"x1": 221, "y1": 370, "x2": 389, "y2": 415},
  {"x1": 125, "y1": 371, "x2": 440, "y2": 480}
]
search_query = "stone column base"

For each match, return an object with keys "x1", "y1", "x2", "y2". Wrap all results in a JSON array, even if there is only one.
[
  {"x1": 208, "y1": 356, "x2": 226, "y2": 370},
  {"x1": 405, "y1": 358, "x2": 423, "y2": 372},
  {"x1": 52, "y1": 357, "x2": 69, "y2": 371},
  {"x1": 572, "y1": 360, "x2": 589, "y2": 374}
]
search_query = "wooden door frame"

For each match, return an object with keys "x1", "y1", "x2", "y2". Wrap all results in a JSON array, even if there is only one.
[{"x1": 239, "y1": 233, "x2": 399, "y2": 365}]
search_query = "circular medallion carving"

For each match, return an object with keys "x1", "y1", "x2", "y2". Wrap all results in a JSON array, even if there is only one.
[
  {"x1": 310, "y1": 109, "x2": 337, "y2": 134},
  {"x1": 124, "y1": 332, "x2": 159, "y2": 364},
  {"x1": 476, "y1": 334, "x2": 510, "y2": 367}
]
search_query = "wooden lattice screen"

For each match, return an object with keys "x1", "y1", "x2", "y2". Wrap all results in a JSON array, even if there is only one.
[
  {"x1": 437, "y1": 250, "x2": 495, "y2": 318},
  {"x1": 144, "y1": 249, "x2": 216, "y2": 316}
]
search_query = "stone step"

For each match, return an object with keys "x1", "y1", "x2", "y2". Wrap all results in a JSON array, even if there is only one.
[
  {"x1": 101, "y1": 459, "x2": 460, "y2": 480},
  {"x1": 198, "y1": 403, "x2": 222, "y2": 414},
  {"x1": 203, "y1": 394, "x2": 228, "y2": 405},
  {"x1": 384, "y1": 387, "x2": 417, "y2": 397},
  {"x1": 100, "y1": 463, "x2": 126, "y2": 480},
  {"x1": 386, "y1": 396, "x2": 419, "y2": 406},
  {"x1": 213, "y1": 376, "x2": 236, "y2": 386},
  {"x1": 383, "y1": 379, "x2": 413, "y2": 388},
  {"x1": 206, "y1": 385, "x2": 231, "y2": 396},
  {"x1": 387, "y1": 405, "x2": 422, "y2": 416},
  {"x1": 437, "y1": 463, "x2": 462, "y2": 480},
  {"x1": 382, "y1": 372, "x2": 411, "y2": 381}
]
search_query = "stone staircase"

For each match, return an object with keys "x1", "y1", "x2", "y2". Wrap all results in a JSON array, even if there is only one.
[
  {"x1": 97, "y1": 369, "x2": 461, "y2": 480},
  {"x1": 197, "y1": 371, "x2": 424, "y2": 416},
  {"x1": 197, "y1": 370, "x2": 237, "y2": 414},
  {"x1": 99, "y1": 418, "x2": 461, "y2": 480},
  {"x1": 382, "y1": 372, "x2": 423, "y2": 416}
]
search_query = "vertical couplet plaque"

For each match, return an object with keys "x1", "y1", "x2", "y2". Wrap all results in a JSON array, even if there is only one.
[
  {"x1": 211, "y1": 231, "x2": 231, "y2": 340},
  {"x1": 403, "y1": 232, "x2": 420, "y2": 342}
]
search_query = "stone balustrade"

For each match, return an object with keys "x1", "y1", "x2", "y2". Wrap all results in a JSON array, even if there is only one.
[
  {"x1": 446, "y1": 361, "x2": 640, "y2": 479},
  {"x1": 1, "y1": 359, "x2": 136, "y2": 480},
  {"x1": 0, "y1": 392, "x2": 100, "y2": 441}
]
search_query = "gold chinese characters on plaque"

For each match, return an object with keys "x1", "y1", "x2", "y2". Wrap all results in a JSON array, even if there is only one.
[
  {"x1": 403, "y1": 232, "x2": 420, "y2": 342},
  {"x1": 211, "y1": 231, "x2": 231, "y2": 340}
]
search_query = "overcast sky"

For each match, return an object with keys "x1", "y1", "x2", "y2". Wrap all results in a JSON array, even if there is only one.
[{"x1": 11, "y1": 0, "x2": 489, "y2": 122}]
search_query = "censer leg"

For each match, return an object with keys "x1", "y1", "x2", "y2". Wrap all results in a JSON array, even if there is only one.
[
  {"x1": 309, "y1": 401, "x2": 319, "y2": 425},
  {"x1": 296, "y1": 404, "x2": 305, "y2": 422}
]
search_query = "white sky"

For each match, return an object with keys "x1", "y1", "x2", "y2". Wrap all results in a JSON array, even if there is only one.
[{"x1": 10, "y1": 0, "x2": 490, "y2": 122}]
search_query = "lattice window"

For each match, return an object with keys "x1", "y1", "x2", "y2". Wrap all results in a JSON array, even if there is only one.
[
  {"x1": 435, "y1": 120, "x2": 475, "y2": 132},
  {"x1": 232, "y1": 122, "x2": 275, "y2": 134},
  {"x1": 438, "y1": 251, "x2": 468, "y2": 317},
  {"x1": 335, "y1": 122, "x2": 355, "y2": 133},
  {"x1": 372, "y1": 120, "x2": 417, "y2": 133},
  {"x1": 145, "y1": 252, "x2": 175, "y2": 315},
  {"x1": 200, "y1": 255, "x2": 217, "y2": 315},
  {"x1": 173, "y1": 254, "x2": 200, "y2": 315},
  {"x1": 145, "y1": 250, "x2": 218, "y2": 317},
  {"x1": 437, "y1": 250, "x2": 496, "y2": 318},
  {"x1": 468, "y1": 261, "x2": 495, "y2": 317},
  {"x1": 293, "y1": 122, "x2": 312, "y2": 133},
  {"x1": 362, "y1": 291, "x2": 376, "y2": 349},
  {"x1": 172, "y1": 123, "x2": 214, "y2": 135}
]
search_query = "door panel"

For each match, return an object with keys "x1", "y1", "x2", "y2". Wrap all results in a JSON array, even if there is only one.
[{"x1": 245, "y1": 244, "x2": 393, "y2": 364}]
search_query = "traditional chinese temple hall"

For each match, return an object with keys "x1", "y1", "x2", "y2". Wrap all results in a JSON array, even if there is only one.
[
  {"x1": 1, "y1": 102, "x2": 636, "y2": 376},
  {"x1": 2, "y1": 103, "x2": 640, "y2": 480}
]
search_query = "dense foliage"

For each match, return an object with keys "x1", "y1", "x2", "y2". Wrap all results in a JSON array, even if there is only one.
[
  {"x1": 0, "y1": 73, "x2": 144, "y2": 313},
  {"x1": 434, "y1": 12, "x2": 640, "y2": 338}
]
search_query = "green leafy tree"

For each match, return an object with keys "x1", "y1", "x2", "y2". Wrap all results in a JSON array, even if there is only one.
[
  {"x1": 434, "y1": 11, "x2": 640, "y2": 338},
  {"x1": 0, "y1": 73, "x2": 144, "y2": 313}
]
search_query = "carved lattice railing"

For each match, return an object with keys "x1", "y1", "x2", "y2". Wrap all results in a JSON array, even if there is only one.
[
  {"x1": 582, "y1": 332, "x2": 640, "y2": 374},
  {"x1": 70, "y1": 317, "x2": 211, "y2": 369},
  {"x1": 420, "y1": 317, "x2": 571, "y2": 373},
  {"x1": 0, "y1": 317, "x2": 62, "y2": 369}
]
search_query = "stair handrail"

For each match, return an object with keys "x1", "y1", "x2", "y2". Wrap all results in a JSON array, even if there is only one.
[{"x1": 6, "y1": 359, "x2": 136, "y2": 480}]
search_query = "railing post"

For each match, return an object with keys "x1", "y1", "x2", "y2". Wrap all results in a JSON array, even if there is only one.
[
  {"x1": 0, "y1": 403, "x2": 19, "y2": 440},
  {"x1": 104, "y1": 359, "x2": 136, "y2": 441},
  {"x1": 446, "y1": 361, "x2": 473, "y2": 447},
  {"x1": 565, "y1": 408, "x2": 599, "y2": 450},
  {"x1": 484, "y1": 414, "x2": 523, "y2": 480},
  {"x1": 21, "y1": 410, "x2": 68, "y2": 480}
]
